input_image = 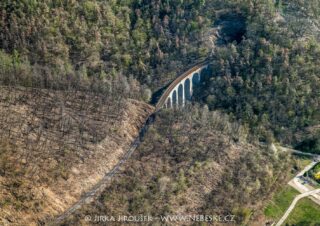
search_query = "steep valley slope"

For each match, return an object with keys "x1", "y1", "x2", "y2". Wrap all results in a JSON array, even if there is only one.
[
  {"x1": 61, "y1": 107, "x2": 293, "y2": 226},
  {"x1": 0, "y1": 87, "x2": 154, "y2": 225}
]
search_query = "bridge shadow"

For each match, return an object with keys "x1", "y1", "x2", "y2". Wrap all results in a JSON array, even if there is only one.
[{"x1": 150, "y1": 82, "x2": 171, "y2": 105}]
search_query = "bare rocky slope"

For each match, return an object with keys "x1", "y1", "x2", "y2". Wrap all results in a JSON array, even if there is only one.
[{"x1": 0, "y1": 87, "x2": 154, "y2": 225}]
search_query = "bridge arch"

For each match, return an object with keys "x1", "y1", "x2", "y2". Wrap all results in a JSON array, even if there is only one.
[
  {"x1": 184, "y1": 78, "x2": 191, "y2": 101},
  {"x1": 178, "y1": 84, "x2": 184, "y2": 106},
  {"x1": 156, "y1": 61, "x2": 209, "y2": 110},
  {"x1": 192, "y1": 73, "x2": 200, "y2": 86},
  {"x1": 172, "y1": 90, "x2": 177, "y2": 108},
  {"x1": 200, "y1": 67, "x2": 208, "y2": 82},
  {"x1": 167, "y1": 97, "x2": 171, "y2": 108}
]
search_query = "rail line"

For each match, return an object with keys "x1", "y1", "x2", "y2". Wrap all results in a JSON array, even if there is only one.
[{"x1": 50, "y1": 61, "x2": 209, "y2": 224}]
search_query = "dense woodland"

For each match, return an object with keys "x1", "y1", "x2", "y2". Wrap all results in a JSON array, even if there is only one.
[
  {"x1": 0, "y1": 0, "x2": 319, "y2": 225},
  {"x1": 198, "y1": 0, "x2": 320, "y2": 149},
  {"x1": 0, "y1": 0, "x2": 319, "y2": 148},
  {"x1": 0, "y1": 0, "x2": 212, "y2": 92}
]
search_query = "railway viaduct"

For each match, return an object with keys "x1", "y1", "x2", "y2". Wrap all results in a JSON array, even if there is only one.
[
  {"x1": 156, "y1": 61, "x2": 209, "y2": 110},
  {"x1": 52, "y1": 60, "x2": 211, "y2": 224}
]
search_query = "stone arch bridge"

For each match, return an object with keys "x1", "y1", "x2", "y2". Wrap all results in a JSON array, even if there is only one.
[{"x1": 156, "y1": 61, "x2": 209, "y2": 110}]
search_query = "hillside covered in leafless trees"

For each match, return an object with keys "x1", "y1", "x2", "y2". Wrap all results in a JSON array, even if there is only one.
[{"x1": 0, "y1": 0, "x2": 319, "y2": 225}]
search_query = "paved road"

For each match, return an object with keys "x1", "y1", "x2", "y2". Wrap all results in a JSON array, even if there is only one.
[
  {"x1": 276, "y1": 188, "x2": 320, "y2": 226},
  {"x1": 286, "y1": 147, "x2": 320, "y2": 204},
  {"x1": 275, "y1": 148, "x2": 320, "y2": 226},
  {"x1": 278, "y1": 146, "x2": 320, "y2": 159},
  {"x1": 288, "y1": 160, "x2": 320, "y2": 206}
]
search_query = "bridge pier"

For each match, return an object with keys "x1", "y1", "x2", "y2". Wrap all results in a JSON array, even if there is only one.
[
  {"x1": 156, "y1": 62, "x2": 209, "y2": 110},
  {"x1": 172, "y1": 90, "x2": 177, "y2": 108},
  {"x1": 182, "y1": 84, "x2": 185, "y2": 107},
  {"x1": 189, "y1": 78, "x2": 193, "y2": 97},
  {"x1": 178, "y1": 83, "x2": 185, "y2": 107},
  {"x1": 166, "y1": 97, "x2": 171, "y2": 108},
  {"x1": 175, "y1": 88, "x2": 179, "y2": 108}
]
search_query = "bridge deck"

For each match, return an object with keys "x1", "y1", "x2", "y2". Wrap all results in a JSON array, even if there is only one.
[{"x1": 155, "y1": 60, "x2": 209, "y2": 110}]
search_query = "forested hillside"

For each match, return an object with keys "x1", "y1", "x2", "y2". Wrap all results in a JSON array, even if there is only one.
[
  {"x1": 195, "y1": 0, "x2": 320, "y2": 149},
  {"x1": 0, "y1": 0, "x2": 320, "y2": 225},
  {"x1": 1, "y1": 1, "x2": 319, "y2": 144},
  {"x1": 0, "y1": 0, "x2": 212, "y2": 91},
  {"x1": 61, "y1": 106, "x2": 293, "y2": 225},
  {"x1": 0, "y1": 87, "x2": 154, "y2": 225}
]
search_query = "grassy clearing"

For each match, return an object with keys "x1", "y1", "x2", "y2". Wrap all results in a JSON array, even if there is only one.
[
  {"x1": 264, "y1": 154, "x2": 320, "y2": 225},
  {"x1": 264, "y1": 155, "x2": 314, "y2": 221},
  {"x1": 284, "y1": 197, "x2": 320, "y2": 226},
  {"x1": 264, "y1": 186, "x2": 299, "y2": 220}
]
